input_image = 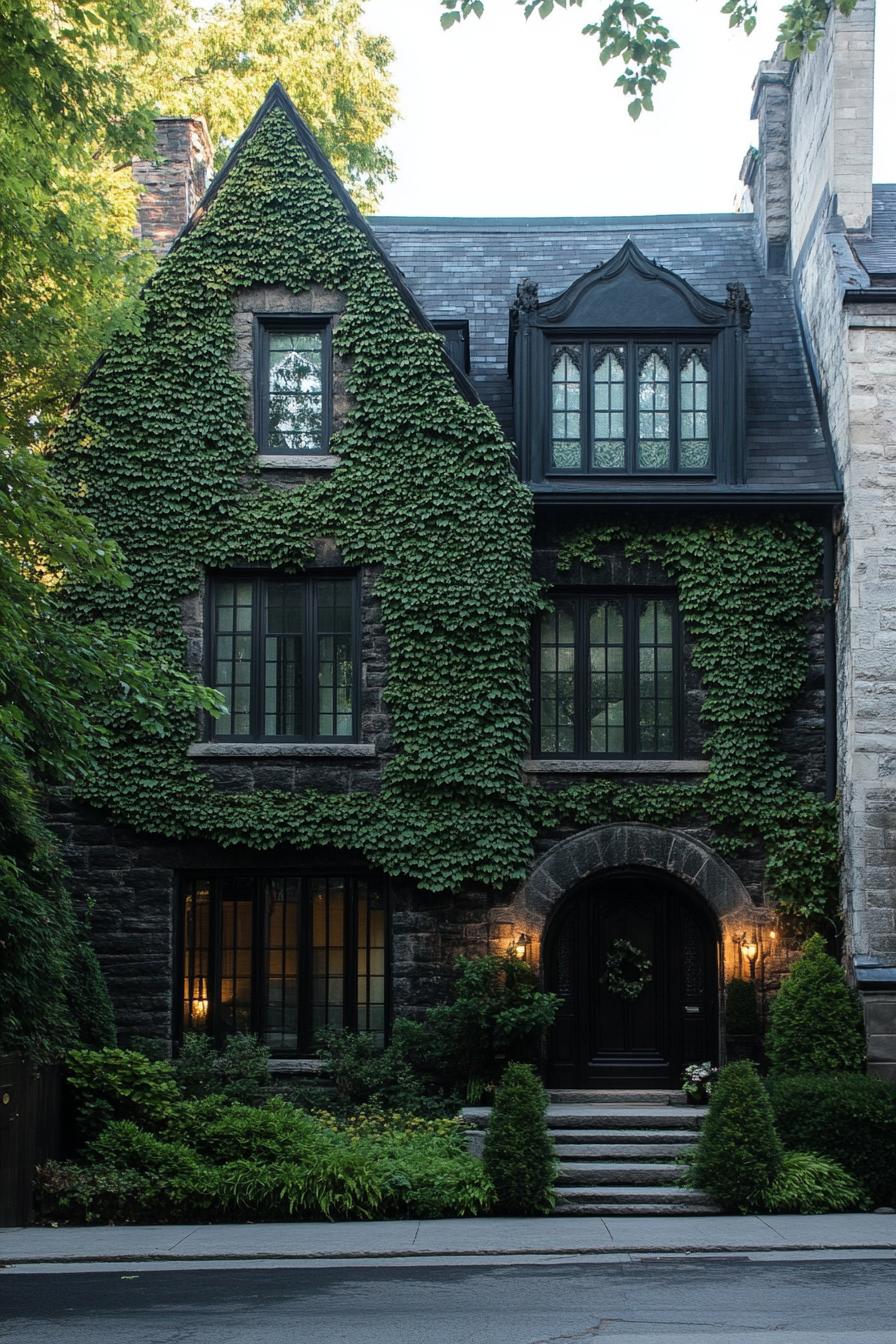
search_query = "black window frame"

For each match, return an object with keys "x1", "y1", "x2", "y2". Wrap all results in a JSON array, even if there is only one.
[
  {"x1": 432, "y1": 319, "x2": 471, "y2": 373},
  {"x1": 254, "y1": 314, "x2": 334, "y2": 457},
  {"x1": 546, "y1": 335, "x2": 716, "y2": 478},
  {"x1": 204, "y1": 570, "x2": 361, "y2": 744},
  {"x1": 531, "y1": 590, "x2": 684, "y2": 760},
  {"x1": 176, "y1": 871, "x2": 391, "y2": 1057}
]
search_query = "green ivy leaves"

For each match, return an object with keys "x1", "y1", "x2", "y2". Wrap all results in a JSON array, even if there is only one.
[{"x1": 52, "y1": 108, "x2": 836, "y2": 920}]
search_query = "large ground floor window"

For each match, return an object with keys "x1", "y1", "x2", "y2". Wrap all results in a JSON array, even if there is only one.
[{"x1": 180, "y1": 873, "x2": 388, "y2": 1054}]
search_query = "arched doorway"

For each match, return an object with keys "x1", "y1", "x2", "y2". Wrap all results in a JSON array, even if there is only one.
[{"x1": 544, "y1": 869, "x2": 719, "y2": 1089}]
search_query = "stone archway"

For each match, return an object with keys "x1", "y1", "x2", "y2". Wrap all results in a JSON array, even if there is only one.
[{"x1": 488, "y1": 823, "x2": 767, "y2": 983}]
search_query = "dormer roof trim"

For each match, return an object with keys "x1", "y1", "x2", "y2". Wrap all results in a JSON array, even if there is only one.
[{"x1": 530, "y1": 238, "x2": 747, "y2": 331}]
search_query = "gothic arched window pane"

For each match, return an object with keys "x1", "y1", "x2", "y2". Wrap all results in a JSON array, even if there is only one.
[
  {"x1": 637, "y1": 346, "x2": 671, "y2": 469},
  {"x1": 551, "y1": 345, "x2": 582, "y2": 469},
  {"x1": 679, "y1": 348, "x2": 711, "y2": 469},
  {"x1": 592, "y1": 347, "x2": 626, "y2": 469}
]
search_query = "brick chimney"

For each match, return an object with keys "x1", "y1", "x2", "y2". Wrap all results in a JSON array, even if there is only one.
[{"x1": 133, "y1": 117, "x2": 214, "y2": 256}]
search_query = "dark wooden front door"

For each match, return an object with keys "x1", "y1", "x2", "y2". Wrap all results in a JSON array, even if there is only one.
[{"x1": 545, "y1": 873, "x2": 718, "y2": 1088}]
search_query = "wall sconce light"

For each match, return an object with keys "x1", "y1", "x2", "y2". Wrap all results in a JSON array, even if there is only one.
[
  {"x1": 739, "y1": 934, "x2": 759, "y2": 979},
  {"x1": 512, "y1": 932, "x2": 531, "y2": 961}
]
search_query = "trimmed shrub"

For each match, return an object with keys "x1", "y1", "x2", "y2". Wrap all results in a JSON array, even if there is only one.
[
  {"x1": 766, "y1": 934, "x2": 865, "y2": 1076},
  {"x1": 766, "y1": 1072, "x2": 896, "y2": 1206},
  {"x1": 483, "y1": 1062, "x2": 555, "y2": 1215},
  {"x1": 725, "y1": 978, "x2": 760, "y2": 1037},
  {"x1": 686, "y1": 1061, "x2": 783, "y2": 1213},
  {"x1": 66, "y1": 1048, "x2": 180, "y2": 1140},
  {"x1": 763, "y1": 1151, "x2": 869, "y2": 1214}
]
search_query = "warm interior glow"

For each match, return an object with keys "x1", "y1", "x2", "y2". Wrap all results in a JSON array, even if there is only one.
[
  {"x1": 512, "y1": 933, "x2": 530, "y2": 960},
  {"x1": 190, "y1": 976, "x2": 209, "y2": 1023},
  {"x1": 741, "y1": 940, "x2": 758, "y2": 962}
]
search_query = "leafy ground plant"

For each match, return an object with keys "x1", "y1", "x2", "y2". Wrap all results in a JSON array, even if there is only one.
[{"x1": 763, "y1": 1150, "x2": 869, "y2": 1214}]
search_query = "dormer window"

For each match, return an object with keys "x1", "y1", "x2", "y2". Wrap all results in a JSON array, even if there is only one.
[
  {"x1": 548, "y1": 339, "x2": 713, "y2": 475},
  {"x1": 511, "y1": 240, "x2": 749, "y2": 488},
  {"x1": 255, "y1": 316, "x2": 331, "y2": 456}
]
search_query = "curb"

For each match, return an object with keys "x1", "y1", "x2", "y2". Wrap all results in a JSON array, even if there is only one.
[{"x1": 3, "y1": 1241, "x2": 896, "y2": 1266}]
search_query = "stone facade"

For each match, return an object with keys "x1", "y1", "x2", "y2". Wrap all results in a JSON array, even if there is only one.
[
  {"x1": 746, "y1": 0, "x2": 896, "y2": 1077},
  {"x1": 63, "y1": 86, "x2": 836, "y2": 1069}
]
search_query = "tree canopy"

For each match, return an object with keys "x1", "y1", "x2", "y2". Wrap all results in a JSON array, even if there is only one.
[{"x1": 438, "y1": 0, "x2": 859, "y2": 120}]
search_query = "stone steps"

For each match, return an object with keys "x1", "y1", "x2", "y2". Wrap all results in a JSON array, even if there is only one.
[
  {"x1": 556, "y1": 1160, "x2": 683, "y2": 1187},
  {"x1": 463, "y1": 1088, "x2": 717, "y2": 1217},
  {"x1": 548, "y1": 1089, "x2": 688, "y2": 1106},
  {"x1": 554, "y1": 1141, "x2": 696, "y2": 1161},
  {"x1": 551, "y1": 1127, "x2": 699, "y2": 1145},
  {"x1": 554, "y1": 1186, "x2": 720, "y2": 1217}
]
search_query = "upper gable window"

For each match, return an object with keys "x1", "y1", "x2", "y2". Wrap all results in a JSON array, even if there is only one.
[
  {"x1": 256, "y1": 317, "x2": 331, "y2": 456},
  {"x1": 549, "y1": 339, "x2": 712, "y2": 475}
]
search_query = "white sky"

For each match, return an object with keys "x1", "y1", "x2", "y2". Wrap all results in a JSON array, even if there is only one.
[{"x1": 362, "y1": 0, "x2": 896, "y2": 217}]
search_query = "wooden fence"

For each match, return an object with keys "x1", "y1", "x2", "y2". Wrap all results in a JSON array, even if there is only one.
[{"x1": 0, "y1": 1055, "x2": 64, "y2": 1226}]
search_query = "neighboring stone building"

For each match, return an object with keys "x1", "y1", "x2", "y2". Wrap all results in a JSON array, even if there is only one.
[
  {"x1": 51, "y1": 3, "x2": 891, "y2": 1097},
  {"x1": 743, "y1": 0, "x2": 896, "y2": 1078}
]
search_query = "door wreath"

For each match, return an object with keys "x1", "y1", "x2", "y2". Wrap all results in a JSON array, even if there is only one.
[{"x1": 602, "y1": 938, "x2": 653, "y2": 1001}]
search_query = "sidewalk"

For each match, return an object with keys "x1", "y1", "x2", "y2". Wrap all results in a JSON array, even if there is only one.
[{"x1": 2, "y1": 1213, "x2": 895, "y2": 1268}]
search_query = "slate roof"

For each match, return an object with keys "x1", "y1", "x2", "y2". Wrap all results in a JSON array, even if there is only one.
[
  {"x1": 369, "y1": 214, "x2": 838, "y2": 498},
  {"x1": 851, "y1": 184, "x2": 896, "y2": 277}
]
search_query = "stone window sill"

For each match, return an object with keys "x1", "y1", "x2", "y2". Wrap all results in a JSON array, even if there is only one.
[
  {"x1": 266, "y1": 1058, "x2": 327, "y2": 1076},
  {"x1": 522, "y1": 758, "x2": 709, "y2": 775},
  {"x1": 188, "y1": 742, "x2": 376, "y2": 760},
  {"x1": 258, "y1": 454, "x2": 340, "y2": 470}
]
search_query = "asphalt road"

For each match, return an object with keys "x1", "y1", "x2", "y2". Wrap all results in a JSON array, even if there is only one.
[{"x1": 2, "y1": 1257, "x2": 896, "y2": 1343}]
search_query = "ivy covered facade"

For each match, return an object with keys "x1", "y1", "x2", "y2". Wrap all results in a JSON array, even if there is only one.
[{"x1": 49, "y1": 81, "x2": 846, "y2": 1089}]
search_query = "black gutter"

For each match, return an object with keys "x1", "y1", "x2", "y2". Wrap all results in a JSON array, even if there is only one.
[{"x1": 843, "y1": 287, "x2": 896, "y2": 304}]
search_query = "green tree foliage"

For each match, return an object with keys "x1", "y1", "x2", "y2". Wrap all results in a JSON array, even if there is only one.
[
  {"x1": 766, "y1": 933, "x2": 866, "y2": 1076},
  {"x1": 438, "y1": 0, "x2": 858, "y2": 119},
  {"x1": 687, "y1": 1060, "x2": 783, "y2": 1212},
  {"x1": 483, "y1": 1062, "x2": 556, "y2": 1214},
  {"x1": 0, "y1": 437, "x2": 219, "y2": 1058},
  {"x1": 0, "y1": 0, "x2": 396, "y2": 1060},
  {"x1": 133, "y1": 0, "x2": 397, "y2": 202},
  {"x1": 2, "y1": 0, "x2": 395, "y2": 445}
]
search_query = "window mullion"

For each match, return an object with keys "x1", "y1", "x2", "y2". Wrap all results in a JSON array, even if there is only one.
[
  {"x1": 306, "y1": 579, "x2": 316, "y2": 743},
  {"x1": 210, "y1": 879, "x2": 222, "y2": 1048},
  {"x1": 627, "y1": 340, "x2": 636, "y2": 472},
  {"x1": 671, "y1": 341, "x2": 680, "y2": 472},
  {"x1": 577, "y1": 596, "x2": 588, "y2": 758},
  {"x1": 626, "y1": 596, "x2": 637, "y2": 757},
  {"x1": 582, "y1": 341, "x2": 591, "y2": 474},
  {"x1": 345, "y1": 879, "x2": 357, "y2": 1033}
]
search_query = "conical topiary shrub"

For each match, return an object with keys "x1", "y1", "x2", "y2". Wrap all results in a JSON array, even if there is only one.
[
  {"x1": 483, "y1": 1062, "x2": 555, "y2": 1214},
  {"x1": 686, "y1": 1060, "x2": 783, "y2": 1212},
  {"x1": 766, "y1": 933, "x2": 866, "y2": 1076}
]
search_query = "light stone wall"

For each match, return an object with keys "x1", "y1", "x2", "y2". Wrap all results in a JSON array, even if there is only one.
[
  {"x1": 788, "y1": 0, "x2": 874, "y2": 258},
  {"x1": 781, "y1": 0, "x2": 896, "y2": 1075}
]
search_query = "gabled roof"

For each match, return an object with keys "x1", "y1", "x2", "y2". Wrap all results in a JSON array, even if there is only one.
[
  {"x1": 128, "y1": 84, "x2": 481, "y2": 408},
  {"x1": 369, "y1": 214, "x2": 839, "y2": 499}
]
